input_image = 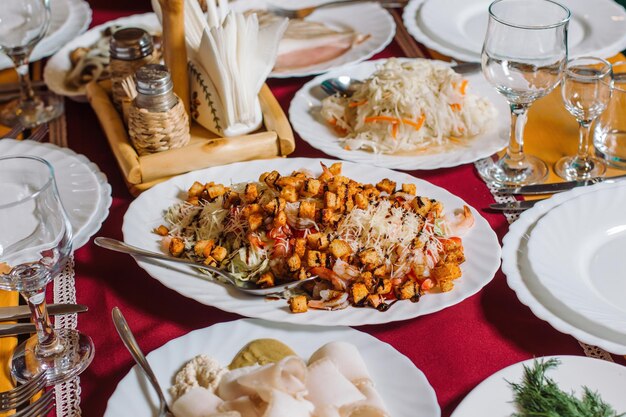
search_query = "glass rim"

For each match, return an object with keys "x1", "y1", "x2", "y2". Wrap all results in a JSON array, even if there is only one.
[
  {"x1": 611, "y1": 60, "x2": 626, "y2": 93},
  {"x1": 488, "y1": 0, "x2": 571, "y2": 30},
  {"x1": 564, "y1": 56, "x2": 613, "y2": 81},
  {"x1": 0, "y1": 155, "x2": 55, "y2": 210}
]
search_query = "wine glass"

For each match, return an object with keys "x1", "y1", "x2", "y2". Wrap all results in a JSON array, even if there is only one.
[
  {"x1": 479, "y1": 0, "x2": 570, "y2": 187},
  {"x1": 555, "y1": 57, "x2": 612, "y2": 180},
  {"x1": 0, "y1": 0, "x2": 64, "y2": 128},
  {"x1": 0, "y1": 156, "x2": 94, "y2": 384}
]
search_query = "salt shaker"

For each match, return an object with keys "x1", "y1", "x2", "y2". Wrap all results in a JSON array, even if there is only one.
[
  {"x1": 110, "y1": 27, "x2": 156, "y2": 109},
  {"x1": 128, "y1": 64, "x2": 190, "y2": 156}
]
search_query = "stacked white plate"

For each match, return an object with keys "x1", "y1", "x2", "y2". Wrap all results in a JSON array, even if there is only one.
[
  {"x1": 502, "y1": 180, "x2": 626, "y2": 355},
  {"x1": 403, "y1": 0, "x2": 626, "y2": 63},
  {"x1": 0, "y1": 0, "x2": 92, "y2": 71}
]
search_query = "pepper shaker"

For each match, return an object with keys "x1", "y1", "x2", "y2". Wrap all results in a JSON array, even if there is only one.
[
  {"x1": 110, "y1": 27, "x2": 157, "y2": 109},
  {"x1": 128, "y1": 64, "x2": 190, "y2": 156}
]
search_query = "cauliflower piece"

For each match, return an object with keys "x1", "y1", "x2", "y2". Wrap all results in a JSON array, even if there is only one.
[{"x1": 170, "y1": 355, "x2": 227, "y2": 400}]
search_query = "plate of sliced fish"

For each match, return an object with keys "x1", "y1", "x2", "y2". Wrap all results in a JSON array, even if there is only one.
[{"x1": 230, "y1": 0, "x2": 395, "y2": 78}]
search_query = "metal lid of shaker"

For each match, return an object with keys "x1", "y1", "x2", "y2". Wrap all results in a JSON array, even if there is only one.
[
  {"x1": 110, "y1": 27, "x2": 154, "y2": 60},
  {"x1": 135, "y1": 64, "x2": 173, "y2": 96}
]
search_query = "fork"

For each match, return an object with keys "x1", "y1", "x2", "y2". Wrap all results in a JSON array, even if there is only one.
[
  {"x1": 268, "y1": 0, "x2": 408, "y2": 19},
  {"x1": 1, "y1": 121, "x2": 25, "y2": 139},
  {"x1": 0, "y1": 372, "x2": 47, "y2": 412},
  {"x1": 13, "y1": 389, "x2": 55, "y2": 417}
]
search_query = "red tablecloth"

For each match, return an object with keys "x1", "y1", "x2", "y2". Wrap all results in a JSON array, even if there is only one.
[{"x1": 64, "y1": 8, "x2": 623, "y2": 417}]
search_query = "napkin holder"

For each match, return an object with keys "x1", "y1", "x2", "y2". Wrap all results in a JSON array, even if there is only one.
[
  {"x1": 86, "y1": 80, "x2": 295, "y2": 196},
  {"x1": 188, "y1": 60, "x2": 263, "y2": 137}
]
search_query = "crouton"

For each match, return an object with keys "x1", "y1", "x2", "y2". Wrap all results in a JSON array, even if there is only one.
[
  {"x1": 206, "y1": 183, "x2": 227, "y2": 199},
  {"x1": 397, "y1": 280, "x2": 417, "y2": 300},
  {"x1": 354, "y1": 192, "x2": 368, "y2": 209},
  {"x1": 211, "y1": 246, "x2": 228, "y2": 262},
  {"x1": 351, "y1": 283, "x2": 369, "y2": 304},
  {"x1": 300, "y1": 179, "x2": 321, "y2": 197},
  {"x1": 277, "y1": 176, "x2": 304, "y2": 190},
  {"x1": 324, "y1": 191, "x2": 338, "y2": 210},
  {"x1": 186, "y1": 196, "x2": 200, "y2": 206},
  {"x1": 361, "y1": 271, "x2": 375, "y2": 292},
  {"x1": 169, "y1": 237, "x2": 185, "y2": 257},
  {"x1": 248, "y1": 213, "x2": 263, "y2": 232},
  {"x1": 203, "y1": 256, "x2": 217, "y2": 267},
  {"x1": 358, "y1": 248, "x2": 380, "y2": 266},
  {"x1": 329, "y1": 162, "x2": 342, "y2": 175},
  {"x1": 280, "y1": 185, "x2": 298, "y2": 203},
  {"x1": 263, "y1": 171, "x2": 281, "y2": 190},
  {"x1": 294, "y1": 238, "x2": 307, "y2": 258},
  {"x1": 411, "y1": 196, "x2": 432, "y2": 217},
  {"x1": 194, "y1": 239, "x2": 214, "y2": 258},
  {"x1": 273, "y1": 210, "x2": 287, "y2": 227},
  {"x1": 306, "y1": 250, "x2": 326, "y2": 267},
  {"x1": 329, "y1": 239, "x2": 351, "y2": 259},
  {"x1": 401, "y1": 183, "x2": 417, "y2": 195},
  {"x1": 307, "y1": 233, "x2": 329, "y2": 250},
  {"x1": 366, "y1": 294, "x2": 383, "y2": 309},
  {"x1": 439, "y1": 280, "x2": 455, "y2": 292},
  {"x1": 288, "y1": 295, "x2": 308, "y2": 313},
  {"x1": 187, "y1": 181, "x2": 205, "y2": 198},
  {"x1": 298, "y1": 201, "x2": 316, "y2": 219},
  {"x1": 376, "y1": 278, "x2": 392, "y2": 295},
  {"x1": 242, "y1": 183, "x2": 258, "y2": 203},
  {"x1": 432, "y1": 263, "x2": 462, "y2": 282},
  {"x1": 376, "y1": 178, "x2": 396, "y2": 194},
  {"x1": 287, "y1": 254, "x2": 301, "y2": 272},
  {"x1": 263, "y1": 197, "x2": 286, "y2": 215},
  {"x1": 257, "y1": 272, "x2": 275, "y2": 288},
  {"x1": 154, "y1": 225, "x2": 169, "y2": 236},
  {"x1": 222, "y1": 190, "x2": 240, "y2": 208}
]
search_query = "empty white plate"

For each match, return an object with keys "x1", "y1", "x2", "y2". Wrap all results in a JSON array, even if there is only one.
[{"x1": 527, "y1": 183, "x2": 626, "y2": 335}]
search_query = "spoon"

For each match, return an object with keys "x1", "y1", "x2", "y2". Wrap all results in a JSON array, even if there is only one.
[
  {"x1": 95, "y1": 237, "x2": 318, "y2": 296},
  {"x1": 320, "y1": 62, "x2": 482, "y2": 97},
  {"x1": 112, "y1": 307, "x2": 174, "y2": 417}
]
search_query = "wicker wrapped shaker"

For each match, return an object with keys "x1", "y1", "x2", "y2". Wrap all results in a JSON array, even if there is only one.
[
  {"x1": 128, "y1": 64, "x2": 190, "y2": 156},
  {"x1": 110, "y1": 28, "x2": 158, "y2": 110}
]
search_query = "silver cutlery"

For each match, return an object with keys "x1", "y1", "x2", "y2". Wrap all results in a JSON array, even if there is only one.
[
  {"x1": 320, "y1": 63, "x2": 482, "y2": 96},
  {"x1": 112, "y1": 307, "x2": 174, "y2": 417},
  {"x1": 0, "y1": 303, "x2": 87, "y2": 322},
  {"x1": 13, "y1": 389, "x2": 54, "y2": 417},
  {"x1": 495, "y1": 173, "x2": 626, "y2": 196},
  {"x1": 489, "y1": 200, "x2": 539, "y2": 211},
  {"x1": 95, "y1": 237, "x2": 318, "y2": 296},
  {"x1": 0, "y1": 372, "x2": 47, "y2": 411},
  {"x1": 269, "y1": 0, "x2": 408, "y2": 19}
]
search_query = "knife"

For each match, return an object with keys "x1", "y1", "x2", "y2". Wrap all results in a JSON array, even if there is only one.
[
  {"x1": 495, "y1": 173, "x2": 626, "y2": 196},
  {"x1": 489, "y1": 200, "x2": 539, "y2": 211},
  {"x1": 0, "y1": 303, "x2": 88, "y2": 322},
  {"x1": 451, "y1": 62, "x2": 481, "y2": 74}
]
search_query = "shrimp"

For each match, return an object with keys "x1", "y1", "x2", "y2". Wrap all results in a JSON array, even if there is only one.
[
  {"x1": 308, "y1": 290, "x2": 350, "y2": 311},
  {"x1": 332, "y1": 259, "x2": 360, "y2": 281},
  {"x1": 444, "y1": 205, "x2": 474, "y2": 236},
  {"x1": 309, "y1": 266, "x2": 347, "y2": 291}
]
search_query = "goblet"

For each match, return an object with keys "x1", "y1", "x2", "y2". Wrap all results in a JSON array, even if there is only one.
[
  {"x1": 0, "y1": 156, "x2": 94, "y2": 384},
  {"x1": 555, "y1": 57, "x2": 612, "y2": 180},
  {"x1": 0, "y1": 0, "x2": 64, "y2": 127},
  {"x1": 479, "y1": 0, "x2": 570, "y2": 187}
]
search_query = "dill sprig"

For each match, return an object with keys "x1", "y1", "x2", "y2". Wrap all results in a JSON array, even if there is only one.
[{"x1": 508, "y1": 358, "x2": 625, "y2": 417}]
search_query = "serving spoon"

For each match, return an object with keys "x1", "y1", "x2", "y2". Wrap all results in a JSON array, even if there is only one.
[
  {"x1": 320, "y1": 62, "x2": 482, "y2": 97},
  {"x1": 95, "y1": 237, "x2": 317, "y2": 296}
]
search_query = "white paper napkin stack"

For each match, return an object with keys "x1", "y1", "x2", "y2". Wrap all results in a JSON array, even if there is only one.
[{"x1": 154, "y1": 0, "x2": 287, "y2": 137}]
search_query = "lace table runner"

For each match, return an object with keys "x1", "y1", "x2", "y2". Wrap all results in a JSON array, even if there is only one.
[
  {"x1": 474, "y1": 158, "x2": 614, "y2": 363},
  {"x1": 53, "y1": 255, "x2": 82, "y2": 416}
]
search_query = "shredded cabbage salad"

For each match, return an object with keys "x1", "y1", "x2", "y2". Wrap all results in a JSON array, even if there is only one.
[{"x1": 320, "y1": 58, "x2": 497, "y2": 154}]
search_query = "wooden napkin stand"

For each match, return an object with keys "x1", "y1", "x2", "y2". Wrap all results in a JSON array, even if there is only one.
[{"x1": 86, "y1": 80, "x2": 295, "y2": 196}]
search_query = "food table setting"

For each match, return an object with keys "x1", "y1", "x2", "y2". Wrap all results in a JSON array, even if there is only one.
[{"x1": 1, "y1": 0, "x2": 626, "y2": 416}]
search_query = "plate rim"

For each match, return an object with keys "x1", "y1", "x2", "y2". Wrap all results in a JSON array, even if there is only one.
[
  {"x1": 501, "y1": 180, "x2": 626, "y2": 355},
  {"x1": 103, "y1": 318, "x2": 441, "y2": 417},
  {"x1": 121, "y1": 157, "x2": 502, "y2": 326},
  {"x1": 0, "y1": 139, "x2": 112, "y2": 250}
]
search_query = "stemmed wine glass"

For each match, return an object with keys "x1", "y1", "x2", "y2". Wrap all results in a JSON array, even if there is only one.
[
  {"x1": 479, "y1": 0, "x2": 570, "y2": 187},
  {"x1": 0, "y1": 0, "x2": 64, "y2": 127},
  {"x1": 555, "y1": 57, "x2": 613, "y2": 180},
  {"x1": 0, "y1": 156, "x2": 93, "y2": 384}
]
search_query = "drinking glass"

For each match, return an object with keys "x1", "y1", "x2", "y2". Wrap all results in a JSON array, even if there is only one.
[
  {"x1": 0, "y1": 156, "x2": 94, "y2": 384},
  {"x1": 555, "y1": 57, "x2": 612, "y2": 180},
  {"x1": 0, "y1": 0, "x2": 64, "y2": 128},
  {"x1": 479, "y1": 0, "x2": 570, "y2": 187},
  {"x1": 593, "y1": 62, "x2": 626, "y2": 168}
]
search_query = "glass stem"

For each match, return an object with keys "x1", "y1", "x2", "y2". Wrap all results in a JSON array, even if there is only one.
[
  {"x1": 508, "y1": 103, "x2": 530, "y2": 162},
  {"x1": 21, "y1": 288, "x2": 63, "y2": 357},
  {"x1": 11, "y1": 53, "x2": 36, "y2": 104},
  {"x1": 577, "y1": 120, "x2": 592, "y2": 161}
]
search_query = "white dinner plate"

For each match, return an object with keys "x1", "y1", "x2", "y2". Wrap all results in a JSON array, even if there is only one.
[
  {"x1": 451, "y1": 355, "x2": 626, "y2": 416},
  {"x1": 122, "y1": 158, "x2": 501, "y2": 326},
  {"x1": 229, "y1": 0, "x2": 395, "y2": 78},
  {"x1": 289, "y1": 58, "x2": 508, "y2": 170},
  {"x1": 0, "y1": 139, "x2": 112, "y2": 250},
  {"x1": 501, "y1": 181, "x2": 626, "y2": 355},
  {"x1": 527, "y1": 186, "x2": 626, "y2": 335},
  {"x1": 403, "y1": 0, "x2": 626, "y2": 63},
  {"x1": 44, "y1": 13, "x2": 161, "y2": 101},
  {"x1": 104, "y1": 318, "x2": 440, "y2": 417},
  {"x1": 0, "y1": 0, "x2": 92, "y2": 71}
]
